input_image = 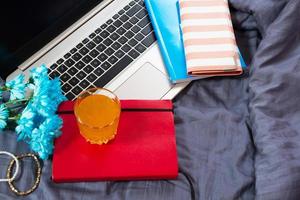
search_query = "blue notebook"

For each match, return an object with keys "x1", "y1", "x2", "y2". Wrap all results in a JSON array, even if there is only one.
[{"x1": 145, "y1": 0, "x2": 247, "y2": 83}]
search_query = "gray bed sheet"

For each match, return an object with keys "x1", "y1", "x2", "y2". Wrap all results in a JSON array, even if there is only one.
[{"x1": 1, "y1": 0, "x2": 300, "y2": 199}]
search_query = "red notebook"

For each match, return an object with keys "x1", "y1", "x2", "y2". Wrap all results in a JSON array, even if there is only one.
[{"x1": 52, "y1": 100, "x2": 178, "y2": 182}]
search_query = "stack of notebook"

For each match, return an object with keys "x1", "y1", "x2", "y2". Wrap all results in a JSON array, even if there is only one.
[
  {"x1": 145, "y1": 0, "x2": 246, "y2": 83},
  {"x1": 179, "y1": 0, "x2": 242, "y2": 76}
]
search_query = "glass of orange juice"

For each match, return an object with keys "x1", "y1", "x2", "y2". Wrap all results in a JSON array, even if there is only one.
[{"x1": 74, "y1": 88, "x2": 121, "y2": 144}]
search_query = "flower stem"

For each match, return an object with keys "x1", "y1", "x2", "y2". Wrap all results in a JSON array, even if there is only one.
[
  {"x1": 4, "y1": 98, "x2": 30, "y2": 106},
  {"x1": 8, "y1": 113, "x2": 21, "y2": 121}
]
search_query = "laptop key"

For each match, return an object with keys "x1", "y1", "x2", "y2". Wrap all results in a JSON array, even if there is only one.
[
  {"x1": 76, "y1": 43, "x2": 83, "y2": 49},
  {"x1": 49, "y1": 71, "x2": 60, "y2": 79},
  {"x1": 106, "y1": 19, "x2": 113, "y2": 25},
  {"x1": 79, "y1": 47, "x2": 89, "y2": 55},
  {"x1": 123, "y1": 22, "x2": 133, "y2": 29},
  {"x1": 142, "y1": 32, "x2": 156, "y2": 47},
  {"x1": 67, "y1": 67, "x2": 78, "y2": 75},
  {"x1": 57, "y1": 58, "x2": 64, "y2": 65},
  {"x1": 79, "y1": 80, "x2": 90, "y2": 89},
  {"x1": 103, "y1": 38, "x2": 113, "y2": 46},
  {"x1": 131, "y1": 25, "x2": 141, "y2": 33},
  {"x1": 100, "y1": 30, "x2": 110, "y2": 38},
  {"x1": 134, "y1": 33, "x2": 144, "y2": 41},
  {"x1": 113, "y1": 20, "x2": 122, "y2": 27},
  {"x1": 116, "y1": 27, "x2": 126, "y2": 35},
  {"x1": 64, "y1": 53, "x2": 71, "y2": 59},
  {"x1": 75, "y1": 61, "x2": 85, "y2": 69},
  {"x1": 96, "y1": 44, "x2": 106, "y2": 52},
  {"x1": 50, "y1": 64, "x2": 58, "y2": 70},
  {"x1": 136, "y1": 9, "x2": 147, "y2": 19},
  {"x1": 83, "y1": 65, "x2": 93, "y2": 73},
  {"x1": 130, "y1": 17, "x2": 139, "y2": 24},
  {"x1": 129, "y1": 1, "x2": 135, "y2": 6},
  {"x1": 60, "y1": 73, "x2": 71, "y2": 82},
  {"x1": 65, "y1": 92, "x2": 75, "y2": 100},
  {"x1": 138, "y1": 1, "x2": 144, "y2": 6},
  {"x1": 115, "y1": 50, "x2": 125, "y2": 58},
  {"x1": 72, "y1": 53, "x2": 82, "y2": 61},
  {"x1": 89, "y1": 49, "x2": 100, "y2": 58},
  {"x1": 93, "y1": 36, "x2": 103, "y2": 44},
  {"x1": 101, "y1": 62, "x2": 111, "y2": 70},
  {"x1": 118, "y1": 9, "x2": 125, "y2": 15},
  {"x1": 110, "y1": 33, "x2": 120, "y2": 41},
  {"x1": 108, "y1": 56, "x2": 118, "y2": 65},
  {"x1": 107, "y1": 25, "x2": 116, "y2": 33},
  {"x1": 138, "y1": 16, "x2": 150, "y2": 28},
  {"x1": 128, "y1": 38, "x2": 138, "y2": 47},
  {"x1": 141, "y1": 24, "x2": 152, "y2": 36},
  {"x1": 94, "y1": 68, "x2": 104, "y2": 76},
  {"x1": 64, "y1": 59, "x2": 75, "y2": 67},
  {"x1": 135, "y1": 44, "x2": 146, "y2": 53},
  {"x1": 121, "y1": 44, "x2": 131, "y2": 52},
  {"x1": 101, "y1": 24, "x2": 107, "y2": 29},
  {"x1": 113, "y1": 14, "x2": 119, "y2": 20},
  {"x1": 120, "y1": 15, "x2": 129, "y2": 22},
  {"x1": 125, "y1": 31, "x2": 134, "y2": 39},
  {"x1": 95, "y1": 28, "x2": 101, "y2": 34},
  {"x1": 72, "y1": 86, "x2": 82, "y2": 96},
  {"x1": 76, "y1": 71, "x2": 87, "y2": 79},
  {"x1": 94, "y1": 55, "x2": 133, "y2": 87},
  {"x1": 87, "y1": 73, "x2": 97, "y2": 82},
  {"x1": 57, "y1": 65, "x2": 67, "y2": 73},
  {"x1": 91, "y1": 59, "x2": 101, "y2": 68},
  {"x1": 82, "y1": 38, "x2": 90, "y2": 44},
  {"x1": 61, "y1": 83, "x2": 72, "y2": 93},
  {"x1": 124, "y1": 5, "x2": 130, "y2": 11},
  {"x1": 70, "y1": 48, "x2": 77, "y2": 54},
  {"x1": 112, "y1": 42, "x2": 122, "y2": 50},
  {"x1": 118, "y1": 36, "x2": 128, "y2": 44},
  {"x1": 82, "y1": 55, "x2": 93, "y2": 64},
  {"x1": 98, "y1": 53, "x2": 108, "y2": 62},
  {"x1": 69, "y1": 77, "x2": 80, "y2": 85},
  {"x1": 126, "y1": 4, "x2": 140, "y2": 17},
  {"x1": 89, "y1": 33, "x2": 96, "y2": 39},
  {"x1": 128, "y1": 49, "x2": 140, "y2": 59},
  {"x1": 86, "y1": 41, "x2": 96, "y2": 50},
  {"x1": 104, "y1": 48, "x2": 115, "y2": 56}
]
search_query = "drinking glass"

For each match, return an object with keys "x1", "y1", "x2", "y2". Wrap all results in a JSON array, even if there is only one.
[{"x1": 74, "y1": 88, "x2": 121, "y2": 144}]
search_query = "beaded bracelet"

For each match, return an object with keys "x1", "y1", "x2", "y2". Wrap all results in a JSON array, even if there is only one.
[
  {"x1": 0, "y1": 151, "x2": 19, "y2": 182},
  {"x1": 6, "y1": 153, "x2": 41, "y2": 196}
]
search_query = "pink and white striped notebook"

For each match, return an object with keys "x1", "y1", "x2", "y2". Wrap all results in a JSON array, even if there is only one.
[{"x1": 179, "y1": 0, "x2": 242, "y2": 76}]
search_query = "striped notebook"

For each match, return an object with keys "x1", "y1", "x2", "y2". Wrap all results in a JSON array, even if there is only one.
[{"x1": 179, "y1": 0, "x2": 242, "y2": 76}]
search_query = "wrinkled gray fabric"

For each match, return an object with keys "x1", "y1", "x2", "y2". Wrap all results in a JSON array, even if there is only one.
[{"x1": 1, "y1": 0, "x2": 300, "y2": 199}]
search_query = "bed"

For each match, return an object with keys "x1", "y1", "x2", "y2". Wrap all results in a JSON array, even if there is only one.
[{"x1": 1, "y1": 0, "x2": 300, "y2": 199}]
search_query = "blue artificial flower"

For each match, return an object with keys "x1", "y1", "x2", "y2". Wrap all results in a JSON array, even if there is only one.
[
  {"x1": 5, "y1": 74, "x2": 26, "y2": 100},
  {"x1": 0, "y1": 89, "x2": 2, "y2": 100},
  {"x1": 0, "y1": 104, "x2": 9, "y2": 131},
  {"x1": 30, "y1": 64, "x2": 48, "y2": 83},
  {"x1": 15, "y1": 65, "x2": 66, "y2": 160},
  {"x1": 29, "y1": 114, "x2": 63, "y2": 160},
  {"x1": 30, "y1": 65, "x2": 66, "y2": 116},
  {"x1": 15, "y1": 103, "x2": 36, "y2": 140}
]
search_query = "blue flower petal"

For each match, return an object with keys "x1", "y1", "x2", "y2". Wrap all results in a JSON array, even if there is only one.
[
  {"x1": 0, "y1": 104, "x2": 9, "y2": 131},
  {"x1": 5, "y1": 74, "x2": 26, "y2": 101}
]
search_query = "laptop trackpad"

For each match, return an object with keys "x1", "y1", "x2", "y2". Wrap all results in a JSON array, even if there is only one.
[{"x1": 114, "y1": 63, "x2": 172, "y2": 99}]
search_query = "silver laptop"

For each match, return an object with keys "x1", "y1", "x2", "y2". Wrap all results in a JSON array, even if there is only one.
[{"x1": 2, "y1": 0, "x2": 189, "y2": 100}]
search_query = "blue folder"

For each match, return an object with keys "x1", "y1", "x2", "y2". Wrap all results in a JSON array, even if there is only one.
[{"x1": 144, "y1": 0, "x2": 247, "y2": 83}]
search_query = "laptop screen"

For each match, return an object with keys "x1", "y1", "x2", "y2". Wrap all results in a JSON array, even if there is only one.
[{"x1": 0, "y1": 0, "x2": 103, "y2": 79}]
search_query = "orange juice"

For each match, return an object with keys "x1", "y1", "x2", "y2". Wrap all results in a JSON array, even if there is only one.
[{"x1": 74, "y1": 88, "x2": 121, "y2": 144}]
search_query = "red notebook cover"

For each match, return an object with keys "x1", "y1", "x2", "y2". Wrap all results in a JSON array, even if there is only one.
[{"x1": 52, "y1": 100, "x2": 178, "y2": 182}]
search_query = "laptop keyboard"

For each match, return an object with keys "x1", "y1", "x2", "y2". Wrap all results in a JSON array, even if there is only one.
[{"x1": 48, "y1": 0, "x2": 156, "y2": 100}]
